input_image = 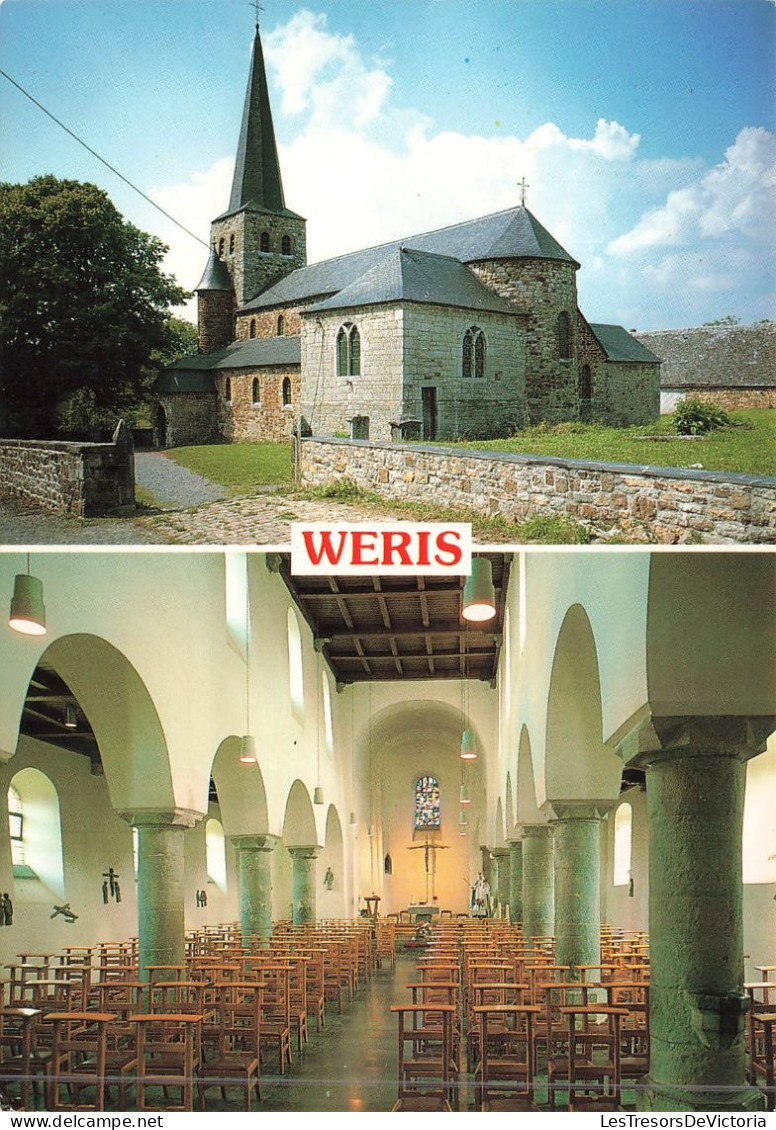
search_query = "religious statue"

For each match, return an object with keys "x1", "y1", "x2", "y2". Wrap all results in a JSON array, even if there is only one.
[
  {"x1": 0, "y1": 893, "x2": 12, "y2": 926},
  {"x1": 51, "y1": 903, "x2": 78, "y2": 923},
  {"x1": 471, "y1": 872, "x2": 491, "y2": 918},
  {"x1": 323, "y1": 867, "x2": 334, "y2": 890}
]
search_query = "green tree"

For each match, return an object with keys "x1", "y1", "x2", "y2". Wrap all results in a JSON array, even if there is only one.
[{"x1": 0, "y1": 176, "x2": 189, "y2": 437}]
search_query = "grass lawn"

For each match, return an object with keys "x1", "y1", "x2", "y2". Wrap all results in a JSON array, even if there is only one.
[
  {"x1": 164, "y1": 442, "x2": 292, "y2": 492},
  {"x1": 454, "y1": 410, "x2": 775, "y2": 477}
]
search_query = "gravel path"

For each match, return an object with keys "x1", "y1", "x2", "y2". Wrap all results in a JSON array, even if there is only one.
[
  {"x1": 134, "y1": 451, "x2": 228, "y2": 508},
  {"x1": 0, "y1": 496, "x2": 173, "y2": 544}
]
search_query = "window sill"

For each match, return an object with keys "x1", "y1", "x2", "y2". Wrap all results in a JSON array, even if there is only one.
[{"x1": 12, "y1": 864, "x2": 38, "y2": 880}]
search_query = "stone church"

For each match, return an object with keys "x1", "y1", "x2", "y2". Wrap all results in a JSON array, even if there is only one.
[
  {"x1": 0, "y1": 547, "x2": 773, "y2": 1111},
  {"x1": 156, "y1": 29, "x2": 661, "y2": 448}
]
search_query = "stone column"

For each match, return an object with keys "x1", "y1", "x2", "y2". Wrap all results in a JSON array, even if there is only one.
[
  {"x1": 479, "y1": 845, "x2": 494, "y2": 890},
  {"x1": 636, "y1": 718, "x2": 770, "y2": 1113},
  {"x1": 288, "y1": 847, "x2": 320, "y2": 924},
  {"x1": 491, "y1": 847, "x2": 510, "y2": 915},
  {"x1": 552, "y1": 803, "x2": 607, "y2": 972},
  {"x1": 231, "y1": 834, "x2": 278, "y2": 944},
  {"x1": 521, "y1": 824, "x2": 554, "y2": 938},
  {"x1": 124, "y1": 808, "x2": 199, "y2": 980},
  {"x1": 508, "y1": 838, "x2": 523, "y2": 925}
]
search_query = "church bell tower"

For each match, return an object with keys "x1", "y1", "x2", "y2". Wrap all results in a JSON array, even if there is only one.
[{"x1": 204, "y1": 23, "x2": 307, "y2": 313}]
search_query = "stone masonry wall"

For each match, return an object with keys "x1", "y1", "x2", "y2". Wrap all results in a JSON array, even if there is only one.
[
  {"x1": 597, "y1": 362, "x2": 661, "y2": 426},
  {"x1": 298, "y1": 436, "x2": 776, "y2": 545},
  {"x1": 157, "y1": 393, "x2": 218, "y2": 448},
  {"x1": 211, "y1": 209, "x2": 306, "y2": 307},
  {"x1": 402, "y1": 304, "x2": 526, "y2": 439},
  {"x1": 215, "y1": 366, "x2": 300, "y2": 442},
  {"x1": 236, "y1": 303, "x2": 310, "y2": 342},
  {"x1": 197, "y1": 290, "x2": 235, "y2": 354},
  {"x1": 0, "y1": 425, "x2": 135, "y2": 517},
  {"x1": 300, "y1": 305, "x2": 405, "y2": 441},
  {"x1": 635, "y1": 324, "x2": 775, "y2": 399},
  {"x1": 470, "y1": 258, "x2": 579, "y2": 423}
]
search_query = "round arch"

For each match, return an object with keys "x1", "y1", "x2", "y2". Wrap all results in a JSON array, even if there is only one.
[
  {"x1": 210, "y1": 735, "x2": 269, "y2": 838},
  {"x1": 545, "y1": 605, "x2": 622, "y2": 804},
  {"x1": 35, "y1": 633, "x2": 173, "y2": 812},
  {"x1": 320, "y1": 805, "x2": 346, "y2": 917}
]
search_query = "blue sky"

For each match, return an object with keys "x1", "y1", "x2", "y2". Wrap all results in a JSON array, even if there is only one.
[{"x1": 1, "y1": 0, "x2": 774, "y2": 329}]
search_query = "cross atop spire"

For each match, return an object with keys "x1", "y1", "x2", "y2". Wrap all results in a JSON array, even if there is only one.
[
  {"x1": 249, "y1": 0, "x2": 263, "y2": 30},
  {"x1": 518, "y1": 177, "x2": 530, "y2": 207}
]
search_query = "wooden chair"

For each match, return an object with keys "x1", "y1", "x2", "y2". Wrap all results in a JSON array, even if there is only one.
[
  {"x1": 473, "y1": 1004, "x2": 541, "y2": 1111},
  {"x1": 750, "y1": 1012, "x2": 775, "y2": 1110},
  {"x1": 129, "y1": 1013, "x2": 202, "y2": 1112},
  {"x1": 390, "y1": 1003, "x2": 457, "y2": 1111},
  {"x1": 251, "y1": 965, "x2": 292, "y2": 1075},
  {"x1": 561, "y1": 1005, "x2": 629, "y2": 1111},
  {"x1": 198, "y1": 983, "x2": 262, "y2": 1111},
  {"x1": 45, "y1": 1012, "x2": 115, "y2": 1111},
  {"x1": 0, "y1": 1006, "x2": 44, "y2": 1109}
]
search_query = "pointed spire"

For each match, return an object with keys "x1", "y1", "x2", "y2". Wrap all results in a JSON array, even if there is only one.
[
  {"x1": 228, "y1": 28, "x2": 286, "y2": 215},
  {"x1": 195, "y1": 247, "x2": 232, "y2": 292}
]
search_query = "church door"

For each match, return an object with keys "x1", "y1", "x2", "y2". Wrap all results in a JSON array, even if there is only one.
[{"x1": 422, "y1": 387, "x2": 437, "y2": 441}]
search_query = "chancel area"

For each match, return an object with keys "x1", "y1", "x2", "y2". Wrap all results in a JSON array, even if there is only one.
[{"x1": 0, "y1": 549, "x2": 774, "y2": 1112}]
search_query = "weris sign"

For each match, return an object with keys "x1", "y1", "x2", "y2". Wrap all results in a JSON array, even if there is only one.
[{"x1": 291, "y1": 523, "x2": 472, "y2": 576}]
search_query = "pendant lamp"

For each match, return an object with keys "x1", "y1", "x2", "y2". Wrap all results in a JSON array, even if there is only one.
[
  {"x1": 64, "y1": 705, "x2": 77, "y2": 729},
  {"x1": 9, "y1": 557, "x2": 47, "y2": 636},
  {"x1": 462, "y1": 557, "x2": 496, "y2": 622},
  {"x1": 459, "y1": 780, "x2": 470, "y2": 806},
  {"x1": 460, "y1": 729, "x2": 477, "y2": 760},
  {"x1": 459, "y1": 808, "x2": 468, "y2": 835},
  {"x1": 238, "y1": 734, "x2": 257, "y2": 764}
]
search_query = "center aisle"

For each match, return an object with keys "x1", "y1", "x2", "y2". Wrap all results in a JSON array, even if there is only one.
[{"x1": 258, "y1": 951, "x2": 413, "y2": 1112}]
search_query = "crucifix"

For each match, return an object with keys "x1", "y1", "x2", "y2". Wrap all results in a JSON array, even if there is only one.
[
  {"x1": 249, "y1": 0, "x2": 263, "y2": 29},
  {"x1": 408, "y1": 836, "x2": 449, "y2": 903},
  {"x1": 518, "y1": 176, "x2": 530, "y2": 206}
]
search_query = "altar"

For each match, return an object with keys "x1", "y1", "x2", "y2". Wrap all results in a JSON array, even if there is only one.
[{"x1": 407, "y1": 904, "x2": 440, "y2": 923}]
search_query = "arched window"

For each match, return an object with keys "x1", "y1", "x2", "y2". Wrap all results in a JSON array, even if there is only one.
[
  {"x1": 8, "y1": 784, "x2": 25, "y2": 867},
  {"x1": 281, "y1": 234, "x2": 292, "y2": 256},
  {"x1": 287, "y1": 607, "x2": 304, "y2": 714},
  {"x1": 205, "y1": 818, "x2": 227, "y2": 891},
  {"x1": 613, "y1": 802, "x2": 633, "y2": 886},
  {"x1": 277, "y1": 315, "x2": 285, "y2": 337},
  {"x1": 224, "y1": 377, "x2": 232, "y2": 403},
  {"x1": 558, "y1": 312, "x2": 572, "y2": 360},
  {"x1": 384, "y1": 854, "x2": 393, "y2": 875},
  {"x1": 462, "y1": 327, "x2": 486, "y2": 378},
  {"x1": 7, "y1": 769, "x2": 65, "y2": 895},
  {"x1": 282, "y1": 377, "x2": 292, "y2": 407},
  {"x1": 252, "y1": 378, "x2": 260, "y2": 405},
  {"x1": 218, "y1": 237, "x2": 225, "y2": 257},
  {"x1": 249, "y1": 319, "x2": 256, "y2": 339},
  {"x1": 260, "y1": 231, "x2": 271, "y2": 253},
  {"x1": 321, "y1": 669, "x2": 333, "y2": 753},
  {"x1": 414, "y1": 776, "x2": 441, "y2": 830},
  {"x1": 229, "y1": 233, "x2": 235, "y2": 255},
  {"x1": 336, "y1": 324, "x2": 361, "y2": 377}
]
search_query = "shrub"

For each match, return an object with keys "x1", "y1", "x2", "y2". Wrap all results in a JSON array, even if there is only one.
[{"x1": 672, "y1": 396, "x2": 731, "y2": 435}]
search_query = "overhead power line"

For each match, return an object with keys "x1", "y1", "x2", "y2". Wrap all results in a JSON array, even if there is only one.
[{"x1": 1, "y1": 67, "x2": 211, "y2": 250}]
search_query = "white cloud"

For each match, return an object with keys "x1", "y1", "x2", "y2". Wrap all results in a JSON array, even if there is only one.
[
  {"x1": 607, "y1": 127, "x2": 776, "y2": 255},
  {"x1": 148, "y1": 11, "x2": 775, "y2": 329}
]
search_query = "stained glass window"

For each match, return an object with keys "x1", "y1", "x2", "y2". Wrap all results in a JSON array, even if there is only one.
[{"x1": 414, "y1": 776, "x2": 441, "y2": 829}]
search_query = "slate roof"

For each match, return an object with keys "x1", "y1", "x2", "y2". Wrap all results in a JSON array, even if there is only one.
[
  {"x1": 590, "y1": 323, "x2": 662, "y2": 364},
  {"x1": 161, "y1": 336, "x2": 301, "y2": 385},
  {"x1": 239, "y1": 205, "x2": 579, "y2": 313},
  {"x1": 214, "y1": 31, "x2": 303, "y2": 222},
  {"x1": 155, "y1": 370, "x2": 215, "y2": 394},
  {"x1": 195, "y1": 249, "x2": 232, "y2": 292},
  {"x1": 307, "y1": 247, "x2": 522, "y2": 316}
]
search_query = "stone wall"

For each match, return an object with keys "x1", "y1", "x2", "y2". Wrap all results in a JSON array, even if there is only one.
[
  {"x1": 211, "y1": 208, "x2": 306, "y2": 308},
  {"x1": 470, "y1": 258, "x2": 579, "y2": 423},
  {"x1": 297, "y1": 436, "x2": 776, "y2": 545},
  {"x1": 0, "y1": 422, "x2": 135, "y2": 517},
  {"x1": 197, "y1": 290, "x2": 234, "y2": 354},
  {"x1": 300, "y1": 305, "x2": 405, "y2": 441},
  {"x1": 596, "y1": 362, "x2": 661, "y2": 426},
  {"x1": 635, "y1": 323, "x2": 775, "y2": 412},
  {"x1": 402, "y1": 304, "x2": 526, "y2": 439},
  {"x1": 156, "y1": 393, "x2": 218, "y2": 448},
  {"x1": 215, "y1": 366, "x2": 299, "y2": 442}
]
